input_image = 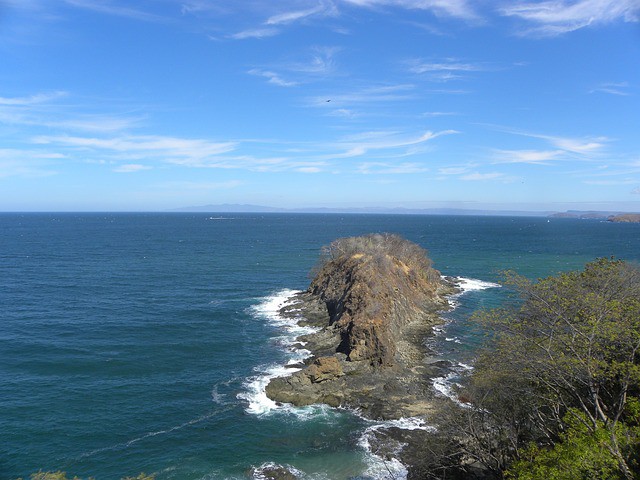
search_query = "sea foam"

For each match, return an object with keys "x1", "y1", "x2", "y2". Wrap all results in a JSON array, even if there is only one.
[{"x1": 238, "y1": 289, "x2": 320, "y2": 416}]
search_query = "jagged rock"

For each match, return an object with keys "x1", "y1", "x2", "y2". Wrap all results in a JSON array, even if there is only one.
[
  {"x1": 265, "y1": 234, "x2": 458, "y2": 418},
  {"x1": 306, "y1": 356, "x2": 344, "y2": 383}
]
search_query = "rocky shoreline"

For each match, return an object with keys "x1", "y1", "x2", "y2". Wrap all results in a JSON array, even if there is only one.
[{"x1": 262, "y1": 234, "x2": 462, "y2": 477}]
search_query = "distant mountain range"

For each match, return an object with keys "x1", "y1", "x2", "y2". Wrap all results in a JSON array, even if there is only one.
[
  {"x1": 171, "y1": 204, "x2": 640, "y2": 218},
  {"x1": 172, "y1": 203, "x2": 555, "y2": 216}
]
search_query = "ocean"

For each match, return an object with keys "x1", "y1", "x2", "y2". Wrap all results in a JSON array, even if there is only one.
[{"x1": 2, "y1": 213, "x2": 638, "y2": 480}]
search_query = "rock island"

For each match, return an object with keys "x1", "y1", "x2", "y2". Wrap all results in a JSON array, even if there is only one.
[{"x1": 266, "y1": 233, "x2": 457, "y2": 419}]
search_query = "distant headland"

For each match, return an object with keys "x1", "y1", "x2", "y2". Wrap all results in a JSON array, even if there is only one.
[{"x1": 608, "y1": 213, "x2": 640, "y2": 223}]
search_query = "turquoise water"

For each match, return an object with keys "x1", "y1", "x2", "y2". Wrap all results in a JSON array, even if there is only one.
[{"x1": 1, "y1": 213, "x2": 638, "y2": 480}]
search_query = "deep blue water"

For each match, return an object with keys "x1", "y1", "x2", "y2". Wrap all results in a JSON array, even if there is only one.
[{"x1": 1, "y1": 213, "x2": 638, "y2": 480}]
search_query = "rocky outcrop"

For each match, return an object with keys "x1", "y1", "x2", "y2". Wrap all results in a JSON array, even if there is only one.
[{"x1": 266, "y1": 234, "x2": 456, "y2": 419}]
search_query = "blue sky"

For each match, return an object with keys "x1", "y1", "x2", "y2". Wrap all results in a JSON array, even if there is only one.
[{"x1": 1, "y1": 0, "x2": 639, "y2": 212}]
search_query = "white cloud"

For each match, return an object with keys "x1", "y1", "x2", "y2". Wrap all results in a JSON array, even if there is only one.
[
  {"x1": 584, "y1": 178, "x2": 638, "y2": 185},
  {"x1": 309, "y1": 84, "x2": 416, "y2": 107},
  {"x1": 491, "y1": 127, "x2": 609, "y2": 157},
  {"x1": 248, "y1": 69, "x2": 298, "y2": 87},
  {"x1": 438, "y1": 166, "x2": 470, "y2": 175},
  {"x1": 296, "y1": 166, "x2": 323, "y2": 173},
  {"x1": 159, "y1": 180, "x2": 243, "y2": 190},
  {"x1": 493, "y1": 149, "x2": 565, "y2": 164},
  {"x1": 33, "y1": 134, "x2": 239, "y2": 167},
  {"x1": 546, "y1": 135, "x2": 607, "y2": 155},
  {"x1": 0, "y1": 91, "x2": 142, "y2": 133},
  {"x1": 113, "y1": 163, "x2": 152, "y2": 173},
  {"x1": 0, "y1": 91, "x2": 67, "y2": 106},
  {"x1": 63, "y1": 0, "x2": 164, "y2": 22},
  {"x1": 341, "y1": 0, "x2": 478, "y2": 20},
  {"x1": 461, "y1": 172, "x2": 508, "y2": 181},
  {"x1": 229, "y1": 28, "x2": 280, "y2": 40},
  {"x1": 632, "y1": 187, "x2": 640, "y2": 194},
  {"x1": 301, "y1": 129, "x2": 457, "y2": 162},
  {"x1": 266, "y1": 2, "x2": 338, "y2": 25},
  {"x1": 590, "y1": 82, "x2": 631, "y2": 96},
  {"x1": 409, "y1": 59, "x2": 485, "y2": 74},
  {"x1": 248, "y1": 46, "x2": 339, "y2": 87},
  {"x1": 0, "y1": 148, "x2": 61, "y2": 178},
  {"x1": 422, "y1": 111, "x2": 457, "y2": 117},
  {"x1": 501, "y1": 0, "x2": 640, "y2": 36},
  {"x1": 357, "y1": 161, "x2": 429, "y2": 174}
]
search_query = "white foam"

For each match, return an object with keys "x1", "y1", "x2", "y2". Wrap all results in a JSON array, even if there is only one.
[
  {"x1": 454, "y1": 277, "x2": 501, "y2": 292},
  {"x1": 238, "y1": 363, "x2": 296, "y2": 415},
  {"x1": 239, "y1": 289, "x2": 323, "y2": 416},
  {"x1": 252, "y1": 462, "x2": 305, "y2": 480},
  {"x1": 432, "y1": 364, "x2": 473, "y2": 408}
]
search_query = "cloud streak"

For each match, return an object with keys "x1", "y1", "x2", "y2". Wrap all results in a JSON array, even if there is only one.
[{"x1": 501, "y1": 0, "x2": 640, "y2": 36}]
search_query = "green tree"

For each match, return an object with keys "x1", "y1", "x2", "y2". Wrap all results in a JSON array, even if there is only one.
[
  {"x1": 458, "y1": 258, "x2": 640, "y2": 478},
  {"x1": 506, "y1": 409, "x2": 639, "y2": 480}
]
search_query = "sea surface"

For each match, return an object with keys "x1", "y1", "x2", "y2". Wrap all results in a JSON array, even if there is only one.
[{"x1": 2, "y1": 213, "x2": 638, "y2": 480}]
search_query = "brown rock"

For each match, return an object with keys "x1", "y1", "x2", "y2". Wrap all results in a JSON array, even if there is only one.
[{"x1": 305, "y1": 356, "x2": 344, "y2": 383}]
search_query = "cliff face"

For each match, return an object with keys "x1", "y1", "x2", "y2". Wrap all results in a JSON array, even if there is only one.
[
  {"x1": 266, "y1": 234, "x2": 455, "y2": 418},
  {"x1": 308, "y1": 234, "x2": 446, "y2": 366}
]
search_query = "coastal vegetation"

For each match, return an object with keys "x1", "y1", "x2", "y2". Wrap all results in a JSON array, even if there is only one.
[
  {"x1": 428, "y1": 257, "x2": 640, "y2": 479},
  {"x1": 18, "y1": 473, "x2": 154, "y2": 480}
]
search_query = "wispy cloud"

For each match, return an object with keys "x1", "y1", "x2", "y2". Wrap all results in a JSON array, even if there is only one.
[
  {"x1": 590, "y1": 82, "x2": 632, "y2": 96},
  {"x1": 409, "y1": 58, "x2": 485, "y2": 74},
  {"x1": 461, "y1": 172, "x2": 512, "y2": 181},
  {"x1": 632, "y1": 187, "x2": 640, "y2": 195},
  {"x1": 33, "y1": 134, "x2": 238, "y2": 167},
  {"x1": 357, "y1": 161, "x2": 428, "y2": 174},
  {"x1": 0, "y1": 91, "x2": 68, "y2": 106},
  {"x1": 493, "y1": 149, "x2": 565, "y2": 165},
  {"x1": 487, "y1": 126, "x2": 609, "y2": 161},
  {"x1": 0, "y1": 148, "x2": 61, "y2": 178},
  {"x1": 584, "y1": 178, "x2": 638, "y2": 185},
  {"x1": 63, "y1": 0, "x2": 164, "y2": 22},
  {"x1": 229, "y1": 28, "x2": 280, "y2": 40},
  {"x1": 159, "y1": 180, "x2": 243, "y2": 190},
  {"x1": 308, "y1": 84, "x2": 416, "y2": 107},
  {"x1": 341, "y1": 0, "x2": 479, "y2": 20},
  {"x1": 248, "y1": 69, "x2": 298, "y2": 87},
  {"x1": 438, "y1": 165, "x2": 471, "y2": 175},
  {"x1": 0, "y1": 91, "x2": 142, "y2": 133},
  {"x1": 113, "y1": 163, "x2": 152, "y2": 173},
  {"x1": 422, "y1": 111, "x2": 458, "y2": 117},
  {"x1": 501, "y1": 0, "x2": 640, "y2": 36},
  {"x1": 248, "y1": 46, "x2": 339, "y2": 86},
  {"x1": 326, "y1": 129, "x2": 457, "y2": 160},
  {"x1": 265, "y1": 2, "x2": 338, "y2": 25}
]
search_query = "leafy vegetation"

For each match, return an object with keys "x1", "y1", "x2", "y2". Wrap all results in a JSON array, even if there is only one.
[
  {"x1": 18, "y1": 472, "x2": 154, "y2": 480},
  {"x1": 429, "y1": 258, "x2": 640, "y2": 479}
]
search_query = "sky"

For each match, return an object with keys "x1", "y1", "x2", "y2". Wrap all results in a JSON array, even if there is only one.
[{"x1": 1, "y1": 0, "x2": 640, "y2": 212}]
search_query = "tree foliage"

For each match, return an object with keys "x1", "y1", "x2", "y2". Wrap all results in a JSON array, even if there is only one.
[
  {"x1": 446, "y1": 258, "x2": 640, "y2": 478},
  {"x1": 19, "y1": 472, "x2": 154, "y2": 480}
]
